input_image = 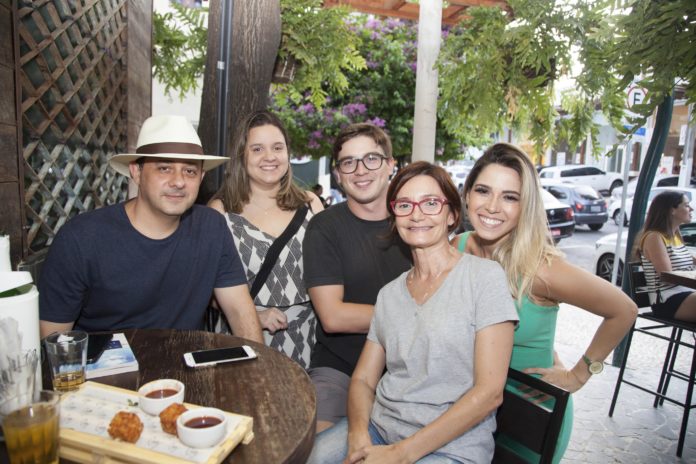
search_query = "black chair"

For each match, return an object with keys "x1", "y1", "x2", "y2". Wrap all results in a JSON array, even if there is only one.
[
  {"x1": 493, "y1": 368, "x2": 570, "y2": 464},
  {"x1": 609, "y1": 261, "x2": 696, "y2": 457}
]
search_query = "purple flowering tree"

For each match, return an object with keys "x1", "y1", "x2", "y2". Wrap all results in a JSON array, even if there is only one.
[{"x1": 273, "y1": 16, "x2": 465, "y2": 161}]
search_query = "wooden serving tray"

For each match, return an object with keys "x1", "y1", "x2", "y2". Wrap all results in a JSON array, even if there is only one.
[{"x1": 58, "y1": 381, "x2": 254, "y2": 464}]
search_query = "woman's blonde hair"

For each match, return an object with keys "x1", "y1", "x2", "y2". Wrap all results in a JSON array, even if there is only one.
[
  {"x1": 463, "y1": 143, "x2": 560, "y2": 301},
  {"x1": 215, "y1": 110, "x2": 309, "y2": 213}
]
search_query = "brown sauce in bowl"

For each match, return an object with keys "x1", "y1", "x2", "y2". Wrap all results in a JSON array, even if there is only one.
[
  {"x1": 184, "y1": 416, "x2": 222, "y2": 429},
  {"x1": 145, "y1": 388, "x2": 179, "y2": 399}
]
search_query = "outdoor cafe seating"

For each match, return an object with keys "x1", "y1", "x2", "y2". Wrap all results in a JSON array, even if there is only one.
[
  {"x1": 609, "y1": 261, "x2": 696, "y2": 457},
  {"x1": 493, "y1": 368, "x2": 570, "y2": 464}
]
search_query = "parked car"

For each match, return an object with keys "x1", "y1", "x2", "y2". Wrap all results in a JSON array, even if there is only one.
[
  {"x1": 593, "y1": 222, "x2": 696, "y2": 284},
  {"x1": 610, "y1": 174, "x2": 681, "y2": 202},
  {"x1": 541, "y1": 188, "x2": 575, "y2": 242},
  {"x1": 455, "y1": 189, "x2": 574, "y2": 242},
  {"x1": 538, "y1": 164, "x2": 623, "y2": 194},
  {"x1": 444, "y1": 164, "x2": 472, "y2": 191},
  {"x1": 608, "y1": 186, "x2": 696, "y2": 226},
  {"x1": 542, "y1": 183, "x2": 608, "y2": 230}
]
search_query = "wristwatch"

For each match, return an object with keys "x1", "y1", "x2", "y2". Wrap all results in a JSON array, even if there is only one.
[{"x1": 582, "y1": 354, "x2": 604, "y2": 375}]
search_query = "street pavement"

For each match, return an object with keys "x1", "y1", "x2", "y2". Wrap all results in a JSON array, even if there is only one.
[{"x1": 554, "y1": 224, "x2": 696, "y2": 463}]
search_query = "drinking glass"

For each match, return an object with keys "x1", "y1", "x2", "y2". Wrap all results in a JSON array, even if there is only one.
[
  {"x1": 44, "y1": 331, "x2": 88, "y2": 392},
  {"x1": 0, "y1": 390, "x2": 60, "y2": 464},
  {"x1": 0, "y1": 350, "x2": 38, "y2": 411}
]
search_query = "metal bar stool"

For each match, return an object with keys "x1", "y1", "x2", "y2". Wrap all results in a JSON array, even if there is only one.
[{"x1": 608, "y1": 262, "x2": 696, "y2": 457}]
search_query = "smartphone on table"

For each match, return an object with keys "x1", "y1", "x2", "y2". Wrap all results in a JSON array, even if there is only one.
[{"x1": 183, "y1": 345, "x2": 257, "y2": 368}]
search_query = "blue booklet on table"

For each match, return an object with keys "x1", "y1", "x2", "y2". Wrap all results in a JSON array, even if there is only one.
[{"x1": 85, "y1": 333, "x2": 139, "y2": 379}]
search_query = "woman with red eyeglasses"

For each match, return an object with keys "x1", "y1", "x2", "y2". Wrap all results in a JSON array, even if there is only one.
[{"x1": 308, "y1": 161, "x2": 518, "y2": 464}]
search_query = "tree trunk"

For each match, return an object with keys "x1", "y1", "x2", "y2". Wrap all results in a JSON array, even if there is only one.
[
  {"x1": 198, "y1": 0, "x2": 281, "y2": 204},
  {"x1": 411, "y1": 0, "x2": 442, "y2": 163}
]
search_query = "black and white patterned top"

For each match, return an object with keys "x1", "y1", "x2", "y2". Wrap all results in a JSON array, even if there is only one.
[
  {"x1": 218, "y1": 210, "x2": 316, "y2": 368},
  {"x1": 641, "y1": 233, "x2": 694, "y2": 305}
]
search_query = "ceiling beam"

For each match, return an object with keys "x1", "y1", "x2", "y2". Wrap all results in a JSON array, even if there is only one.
[{"x1": 323, "y1": 0, "x2": 508, "y2": 25}]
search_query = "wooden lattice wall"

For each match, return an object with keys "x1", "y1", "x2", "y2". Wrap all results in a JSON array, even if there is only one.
[
  {"x1": 19, "y1": 0, "x2": 132, "y2": 253},
  {"x1": 0, "y1": 0, "x2": 152, "y2": 265}
]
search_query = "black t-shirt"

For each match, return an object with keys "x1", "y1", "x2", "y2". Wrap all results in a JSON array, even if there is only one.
[
  {"x1": 39, "y1": 203, "x2": 246, "y2": 331},
  {"x1": 303, "y1": 202, "x2": 411, "y2": 375}
]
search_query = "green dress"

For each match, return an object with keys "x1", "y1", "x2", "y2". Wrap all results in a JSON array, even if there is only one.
[{"x1": 458, "y1": 233, "x2": 572, "y2": 463}]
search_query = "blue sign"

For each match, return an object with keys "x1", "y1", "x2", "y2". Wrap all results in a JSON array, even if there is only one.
[{"x1": 623, "y1": 125, "x2": 646, "y2": 136}]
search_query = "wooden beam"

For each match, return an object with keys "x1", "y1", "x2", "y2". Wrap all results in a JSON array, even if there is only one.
[
  {"x1": 0, "y1": 0, "x2": 25, "y2": 266},
  {"x1": 323, "y1": 0, "x2": 506, "y2": 24}
]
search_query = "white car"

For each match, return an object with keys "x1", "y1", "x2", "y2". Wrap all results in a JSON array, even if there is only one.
[
  {"x1": 593, "y1": 223, "x2": 696, "y2": 284},
  {"x1": 538, "y1": 164, "x2": 623, "y2": 194},
  {"x1": 608, "y1": 186, "x2": 696, "y2": 226},
  {"x1": 609, "y1": 174, "x2": 681, "y2": 202},
  {"x1": 445, "y1": 165, "x2": 472, "y2": 190}
]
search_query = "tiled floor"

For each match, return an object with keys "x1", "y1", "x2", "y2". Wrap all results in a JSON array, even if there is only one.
[{"x1": 556, "y1": 304, "x2": 696, "y2": 463}]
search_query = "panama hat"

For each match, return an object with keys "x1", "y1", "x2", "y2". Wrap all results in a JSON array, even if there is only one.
[{"x1": 109, "y1": 115, "x2": 228, "y2": 177}]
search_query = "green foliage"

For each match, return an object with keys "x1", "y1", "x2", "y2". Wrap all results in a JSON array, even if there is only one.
[
  {"x1": 438, "y1": 0, "x2": 627, "y2": 157},
  {"x1": 152, "y1": 1, "x2": 363, "y2": 107},
  {"x1": 558, "y1": 91, "x2": 599, "y2": 155},
  {"x1": 610, "y1": 0, "x2": 696, "y2": 131},
  {"x1": 275, "y1": 0, "x2": 366, "y2": 108},
  {"x1": 273, "y1": 17, "x2": 467, "y2": 161},
  {"x1": 439, "y1": 0, "x2": 695, "y2": 157},
  {"x1": 152, "y1": 4, "x2": 208, "y2": 99}
]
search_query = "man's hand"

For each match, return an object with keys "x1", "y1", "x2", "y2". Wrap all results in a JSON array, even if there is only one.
[{"x1": 214, "y1": 285, "x2": 263, "y2": 343}]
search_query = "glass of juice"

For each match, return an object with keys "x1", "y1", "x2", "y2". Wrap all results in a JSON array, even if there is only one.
[
  {"x1": 44, "y1": 331, "x2": 88, "y2": 393},
  {"x1": 0, "y1": 390, "x2": 60, "y2": 464}
]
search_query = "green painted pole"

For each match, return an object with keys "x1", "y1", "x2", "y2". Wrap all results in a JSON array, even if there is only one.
[{"x1": 611, "y1": 94, "x2": 674, "y2": 367}]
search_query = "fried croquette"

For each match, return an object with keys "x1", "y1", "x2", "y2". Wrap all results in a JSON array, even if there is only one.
[
  {"x1": 108, "y1": 411, "x2": 143, "y2": 443},
  {"x1": 159, "y1": 403, "x2": 188, "y2": 435}
]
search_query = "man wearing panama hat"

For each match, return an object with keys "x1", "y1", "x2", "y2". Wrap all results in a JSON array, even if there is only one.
[{"x1": 39, "y1": 115, "x2": 263, "y2": 342}]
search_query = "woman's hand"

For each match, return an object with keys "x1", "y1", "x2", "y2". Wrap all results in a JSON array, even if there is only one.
[
  {"x1": 523, "y1": 366, "x2": 585, "y2": 393},
  {"x1": 257, "y1": 308, "x2": 288, "y2": 334},
  {"x1": 345, "y1": 432, "x2": 372, "y2": 464},
  {"x1": 344, "y1": 444, "x2": 411, "y2": 464}
]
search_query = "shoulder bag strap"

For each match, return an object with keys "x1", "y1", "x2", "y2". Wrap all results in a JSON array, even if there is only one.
[{"x1": 249, "y1": 205, "x2": 309, "y2": 299}]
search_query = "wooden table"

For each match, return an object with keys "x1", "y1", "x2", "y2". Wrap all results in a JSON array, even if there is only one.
[
  {"x1": 2, "y1": 329, "x2": 316, "y2": 464},
  {"x1": 661, "y1": 270, "x2": 696, "y2": 290}
]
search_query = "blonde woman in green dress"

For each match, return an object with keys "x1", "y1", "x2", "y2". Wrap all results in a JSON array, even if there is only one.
[{"x1": 452, "y1": 143, "x2": 637, "y2": 463}]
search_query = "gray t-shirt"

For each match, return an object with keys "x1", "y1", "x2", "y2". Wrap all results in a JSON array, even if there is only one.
[{"x1": 367, "y1": 253, "x2": 518, "y2": 463}]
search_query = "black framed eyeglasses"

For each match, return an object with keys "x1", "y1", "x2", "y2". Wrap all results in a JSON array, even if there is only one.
[
  {"x1": 390, "y1": 198, "x2": 450, "y2": 217},
  {"x1": 335, "y1": 153, "x2": 388, "y2": 174}
]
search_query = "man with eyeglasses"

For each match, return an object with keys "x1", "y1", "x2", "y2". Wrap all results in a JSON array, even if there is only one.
[{"x1": 303, "y1": 123, "x2": 412, "y2": 433}]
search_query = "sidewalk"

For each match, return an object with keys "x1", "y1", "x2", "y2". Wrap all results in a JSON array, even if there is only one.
[{"x1": 555, "y1": 304, "x2": 696, "y2": 463}]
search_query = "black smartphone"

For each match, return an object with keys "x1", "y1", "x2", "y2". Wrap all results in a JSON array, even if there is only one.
[{"x1": 87, "y1": 334, "x2": 114, "y2": 364}]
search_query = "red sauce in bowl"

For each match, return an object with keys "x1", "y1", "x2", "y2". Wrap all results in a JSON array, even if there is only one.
[
  {"x1": 145, "y1": 388, "x2": 179, "y2": 399},
  {"x1": 184, "y1": 416, "x2": 222, "y2": 429}
]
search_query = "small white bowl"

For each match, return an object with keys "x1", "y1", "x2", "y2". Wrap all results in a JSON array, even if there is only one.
[
  {"x1": 138, "y1": 379, "x2": 185, "y2": 416},
  {"x1": 176, "y1": 407, "x2": 228, "y2": 448}
]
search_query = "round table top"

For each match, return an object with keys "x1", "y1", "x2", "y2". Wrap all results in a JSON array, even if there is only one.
[{"x1": 44, "y1": 329, "x2": 317, "y2": 464}]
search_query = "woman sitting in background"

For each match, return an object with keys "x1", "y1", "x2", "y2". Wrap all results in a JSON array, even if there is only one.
[
  {"x1": 209, "y1": 110, "x2": 323, "y2": 368},
  {"x1": 309, "y1": 161, "x2": 518, "y2": 464},
  {"x1": 636, "y1": 190, "x2": 696, "y2": 321},
  {"x1": 453, "y1": 143, "x2": 637, "y2": 463}
]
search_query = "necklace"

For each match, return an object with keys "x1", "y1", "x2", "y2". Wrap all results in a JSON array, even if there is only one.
[{"x1": 407, "y1": 249, "x2": 460, "y2": 304}]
